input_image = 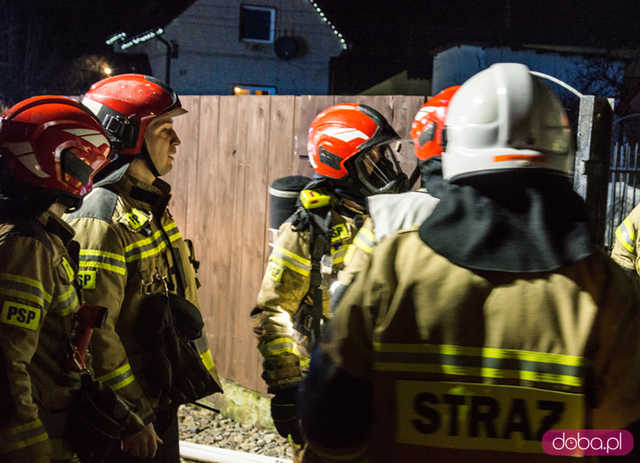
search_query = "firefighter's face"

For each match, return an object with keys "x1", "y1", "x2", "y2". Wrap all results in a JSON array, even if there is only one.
[{"x1": 144, "y1": 116, "x2": 181, "y2": 176}]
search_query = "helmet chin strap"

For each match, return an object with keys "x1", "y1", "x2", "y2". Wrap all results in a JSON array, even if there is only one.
[{"x1": 139, "y1": 141, "x2": 161, "y2": 178}]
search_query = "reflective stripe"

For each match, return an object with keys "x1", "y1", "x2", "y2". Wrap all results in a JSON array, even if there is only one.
[
  {"x1": 271, "y1": 247, "x2": 311, "y2": 276},
  {"x1": 163, "y1": 222, "x2": 182, "y2": 242},
  {"x1": 373, "y1": 343, "x2": 584, "y2": 388},
  {"x1": 55, "y1": 285, "x2": 79, "y2": 317},
  {"x1": 0, "y1": 273, "x2": 52, "y2": 307},
  {"x1": 353, "y1": 228, "x2": 376, "y2": 254},
  {"x1": 97, "y1": 362, "x2": 135, "y2": 391},
  {"x1": 79, "y1": 249, "x2": 127, "y2": 275},
  {"x1": 331, "y1": 244, "x2": 348, "y2": 265},
  {"x1": 0, "y1": 288, "x2": 46, "y2": 310},
  {"x1": 123, "y1": 223, "x2": 181, "y2": 262},
  {"x1": 1, "y1": 418, "x2": 48, "y2": 453},
  {"x1": 260, "y1": 337, "x2": 299, "y2": 356},
  {"x1": 616, "y1": 218, "x2": 636, "y2": 253},
  {"x1": 200, "y1": 349, "x2": 215, "y2": 371}
]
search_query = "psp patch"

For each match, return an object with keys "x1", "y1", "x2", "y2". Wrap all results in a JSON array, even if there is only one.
[
  {"x1": 1, "y1": 300, "x2": 42, "y2": 331},
  {"x1": 267, "y1": 262, "x2": 284, "y2": 282},
  {"x1": 78, "y1": 270, "x2": 96, "y2": 290},
  {"x1": 123, "y1": 208, "x2": 150, "y2": 231},
  {"x1": 331, "y1": 223, "x2": 351, "y2": 243}
]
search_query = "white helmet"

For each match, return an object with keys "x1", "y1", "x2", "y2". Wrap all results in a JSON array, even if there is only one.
[{"x1": 442, "y1": 63, "x2": 573, "y2": 182}]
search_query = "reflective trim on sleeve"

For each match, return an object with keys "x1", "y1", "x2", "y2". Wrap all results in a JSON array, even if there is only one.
[
  {"x1": 271, "y1": 247, "x2": 311, "y2": 276},
  {"x1": 1, "y1": 418, "x2": 49, "y2": 453},
  {"x1": 373, "y1": 343, "x2": 585, "y2": 388},
  {"x1": 200, "y1": 349, "x2": 215, "y2": 371},
  {"x1": 330, "y1": 244, "x2": 348, "y2": 265},
  {"x1": 259, "y1": 337, "x2": 299, "y2": 357},
  {"x1": 353, "y1": 227, "x2": 376, "y2": 254},
  {"x1": 616, "y1": 218, "x2": 636, "y2": 253},
  {"x1": 79, "y1": 249, "x2": 127, "y2": 275},
  {"x1": 163, "y1": 222, "x2": 182, "y2": 242},
  {"x1": 55, "y1": 285, "x2": 79, "y2": 317},
  {"x1": 97, "y1": 362, "x2": 135, "y2": 391},
  {"x1": 0, "y1": 273, "x2": 52, "y2": 307}
]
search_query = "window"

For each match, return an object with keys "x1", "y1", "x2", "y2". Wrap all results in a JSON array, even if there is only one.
[
  {"x1": 233, "y1": 85, "x2": 276, "y2": 95},
  {"x1": 239, "y1": 5, "x2": 276, "y2": 43}
]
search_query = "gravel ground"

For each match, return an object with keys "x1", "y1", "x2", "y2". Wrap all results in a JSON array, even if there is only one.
[{"x1": 178, "y1": 403, "x2": 293, "y2": 462}]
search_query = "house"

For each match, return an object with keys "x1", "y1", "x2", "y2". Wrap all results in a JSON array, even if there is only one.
[{"x1": 125, "y1": 0, "x2": 345, "y2": 94}]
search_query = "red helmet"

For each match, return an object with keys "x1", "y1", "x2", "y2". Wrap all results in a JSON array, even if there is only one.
[
  {"x1": 0, "y1": 96, "x2": 111, "y2": 198},
  {"x1": 81, "y1": 74, "x2": 186, "y2": 154},
  {"x1": 410, "y1": 86, "x2": 460, "y2": 161},
  {"x1": 307, "y1": 103, "x2": 407, "y2": 195}
]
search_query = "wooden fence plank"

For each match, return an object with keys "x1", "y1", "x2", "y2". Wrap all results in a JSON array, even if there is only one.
[
  {"x1": 190, "y1": 96, "x2": 220, "y2": 365},
  {"x1": 206, "y1": 96, "x2": 239, "y2": 383},
  {"x1": 236, "y1": 95, "x2": 271, "y2": 391},
  {"x1": 166, "y1": 95, "x2": 201, "y2": 236}
]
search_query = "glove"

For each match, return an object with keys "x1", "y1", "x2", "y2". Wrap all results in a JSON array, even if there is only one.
[{"x1": 271, "y1": 386, "x2": 304, "y2": 445}]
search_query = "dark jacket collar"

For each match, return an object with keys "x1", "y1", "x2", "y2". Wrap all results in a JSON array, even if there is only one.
[
  {"x1": 37, "y1": 211, "x2": 76, "y2": 245},
  {"x1": 418, "y1": 173, "x2": 594, "y2": 273},
  {"x1": 96, "y1": 164, "x2": 172, "y2": 214}
]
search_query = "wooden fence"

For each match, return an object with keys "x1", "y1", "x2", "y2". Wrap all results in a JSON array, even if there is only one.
[{"x1": 164, "y1": 95, "x2": 425, "y2": 394}]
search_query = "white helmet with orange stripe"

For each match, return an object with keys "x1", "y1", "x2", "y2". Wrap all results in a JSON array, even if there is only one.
[{"x1": 442, "y1": 63, "x2": 573, "y2": 182}]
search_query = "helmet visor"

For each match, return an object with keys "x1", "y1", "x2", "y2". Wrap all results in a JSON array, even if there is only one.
[{"x1": 354, "y1": 143, "x2": 408, "y2": 194}]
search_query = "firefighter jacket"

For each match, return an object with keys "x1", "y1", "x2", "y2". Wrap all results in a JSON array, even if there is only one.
[
  {"x1": 611, "y1": 203, "x2": 640, "y2": 274},
  {"x1": 301, "y1": 175, "x2": 639, "y2": 462},
  {"x1": 252, "y1": 196, "x2": 365, "y2": 393},
  {"x1": 65, "y1": 165, "x2": 221, "y2": 426},
  {"x1": 331, "y1": 189, "x2": 439, "y2": 309},
  {"x1": 0, "y1": 210, "x2": 82, "y2": 461}
]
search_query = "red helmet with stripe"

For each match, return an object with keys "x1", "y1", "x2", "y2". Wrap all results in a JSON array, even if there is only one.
[
  {"x1": 0, "y1": 96, "x2": 111, "y2": 198},
  {"x1": 307, "y1": 103, "x2": 407, "y2": 195},
  {"x1": 410, "y1": 86, "x2": 460, "y2": 161},
  {"x1": 81, "y1": 73, "x2": 186, "y2": 155}
]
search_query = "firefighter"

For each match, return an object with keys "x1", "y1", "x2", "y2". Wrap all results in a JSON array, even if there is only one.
[
  {"x1": 332, "y1": 87, "x2": 459, "y2": 306},
  {"x1": 251, "y1": 103, "x2": 408, "y2": 460},
  {"x1": 0, "y1": 96, "x2": 110, "y2": 462},
  {"x1": 65, "y1": 74, "x2": 222, "y2": 462},
  {"x1": 300, "y1": 63, "x2": 640, "y2": 462},
  {"x1": 611, "y1": 204, "x2": 640, "y2": 276}
]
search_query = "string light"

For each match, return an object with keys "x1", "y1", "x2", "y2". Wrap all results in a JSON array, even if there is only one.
[
  {"x1": 120, "y1": 28, "x2": 165, "y2": 50},
  {"x1": 306, "y1": 0, "x2": 347, "y2": 50}
]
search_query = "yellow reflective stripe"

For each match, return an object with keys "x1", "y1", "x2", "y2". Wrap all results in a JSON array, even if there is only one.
[
  {"x1": 344, "y1": 243, "x2": 357, "y2": 265},
  {"x1": 353, "y1": 235, "x2": 373, "y2": 254},
  {"x1": 80, "y1": 249, "x2": 125, "y2": 262},
  {"x1": 9, "y1": 418, "x2": 43, "y2": 433},
  {"x1": 331, "y1": 245, "x2": 348, "y2": 265},
  {"x1": 373, "y1": 343, "x2": 584, "y2": 367},
  {"x1": 200, "y1": 349, "x2": 215, "y2": 371},
  {"x1": 124, "y1": 229, "x2": 164, "y2": 253},
  {"x1": 0, "y1": 273, "x2": 52, "y2": 303},
  {"x1": 373, "y1": 362, "x2": 582, "y2": 387},
  {"x1": 2, "y1": 418, "x2": 48, "y2": 452},
  {"x1": 616, "y1": 218, "x2": 636, "y2": 253},
  {"x1": 272, "y1": 257, "x2": 310, "y2": 277},
  {"x1": 111, "y1": 375, "x2": 135, "y2": 391},
  {"x1": 80, "y1": 260, "x2": 127, "y2": 275},
  {"x1": 273, "y1": 246, "x2": 311, "y2": 266},
  {"x1": 163, "y1": 222, "x2": 182, "y2": 242},
  {"x1": 260, "y1": 337, "x2": 299, "y2": 356},
  {"x1": 97, "y1": 362, "x2": 136, "y2": 391},
  {"x1": 55, "y1": 285, "x2": 79, "y2": 317},
  {"x1": 0, "y1": 288, "x2": 46, "y2": 309},
  {"x1": 97, "y1": 362, "x2": 132, "y2": 383}
]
